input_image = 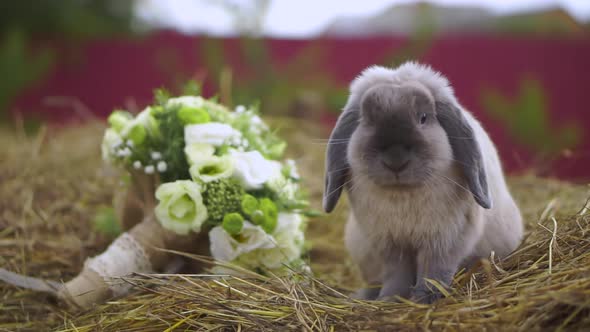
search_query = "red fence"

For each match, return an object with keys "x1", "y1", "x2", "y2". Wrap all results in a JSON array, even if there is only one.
[{"x1": 12, "y1": 32, "x2": 590, "y2": 180}]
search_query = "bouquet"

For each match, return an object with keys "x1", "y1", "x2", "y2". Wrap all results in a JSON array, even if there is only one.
[
  {"x1": 0, "y1": 89, "x2": 310, "y2": 309},
  {"x1": 102, "y1": 91, "x2": 309, "y2": 273}
]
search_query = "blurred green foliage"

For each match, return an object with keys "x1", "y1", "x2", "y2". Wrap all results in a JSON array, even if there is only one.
[
  {"x1": 0, "y1": 0, "x2": 136, "y2": 124},
  {"x1": 0, "y1": 30, "x2": 54, "y2": 121},
  {"x1": 200, "y1": 37, "x2": 348, "y2": 117},
  {"x1": 481, "y1": 77, "x2": 581, "y2": 155},
  {"x1": 93, "y1": 207, "x2": 122, "y2": 238},
  {"x1": 0, "y1": 0, "x2": 135, "y2": 39}
]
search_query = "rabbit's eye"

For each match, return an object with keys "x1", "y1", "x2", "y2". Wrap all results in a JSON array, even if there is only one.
[{"x1": 419, "y1": 113, "x2": 427, "y2": 124}]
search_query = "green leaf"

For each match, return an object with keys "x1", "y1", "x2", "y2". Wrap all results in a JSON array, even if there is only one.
[
  {"x1": 182, "y1": 80, "x2": 201, "y2": 96},
  {"x1": 153, "y1": 87, "x2": 171, "y2": 106}
]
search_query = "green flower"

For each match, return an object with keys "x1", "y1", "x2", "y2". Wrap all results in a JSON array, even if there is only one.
[
  {"x1": 222, "y1": 213, "x2": 244, "y2": 235},
  {"x1": 126, "y1": 123, "x2": 147, "y2": 145},
  {"x1": 108, "y1": 110, "x2": 132, "y2": 133},
  {"x1": 259, "y1": 198, "x2": 278, "y2": 233},
  {"x1": 178, "y1": 106, "x2": 211, "y2": 125},
  {"x1": 155, "y1": 180, "x2": 208, "y2": 235},
  {"x1": 185, "y1": 143, "x2": 215, "y2": 166},
  {"x1": 251, "y1": 210, "x2": 265, "y2": 226},
  {"x1": 241, "y1": 194, "x2": 259, "y2": 216},
  {"x1": 189, "y1": 155, "x2": 233, "y2": 183}
]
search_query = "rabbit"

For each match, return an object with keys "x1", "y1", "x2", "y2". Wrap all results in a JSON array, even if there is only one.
[{"x1": 323, "y1": 62, "x2": 523, "y2": 303}]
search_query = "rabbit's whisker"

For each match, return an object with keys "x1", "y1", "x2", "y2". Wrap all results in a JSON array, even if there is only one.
[
  {"x1": 328, "y1": 165, "x2": 351, "y2": 174},
  {"x1": 432, "y1": 173, "x2": 472, "y2": 196},
  {"x1": 325, "y1": 178, "x2": 354, "y2": 199},
  {"x1": 313, "y1": 141, "x2": 350, "y2": 146}
]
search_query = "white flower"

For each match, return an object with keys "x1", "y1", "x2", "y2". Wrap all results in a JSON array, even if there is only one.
[
  {"x1": 126, "y1": 140, "x2": 134, "y2": 147},
  {"x1": 167, "y1": 96, "x2": 205, "y2": 109},
  {"x1": 184, "y1": 143, "x2": 215, "y2": 166},
  {"x1": 185, "y1": 122, "x2": 242, "y2": 146},
  {"x1": 251, "y1": 115, "x2": 263, "y2": 126},
  {"x1": 286, "y1": 159, "x2": 300, "y2": 180},
  {"x1": 133, "y1": 161, "x2": 142, "y2": 169},
  {"x1": 116, "y1": 147, "x2": 132, "y2": 157},
  {"x1": 209, "y1": 221, "x2": 274, "y2": 262},
  {"x1": 189, "y1": 155, "x2": 233, "y2": 183},
  {"x1": 101, "y1": 129, "x2": 123, "y2": 162},
  {"x1": 230, "y1": 150, "x2": 282, "y2": 190},
  {"x1": 230, "y1": 136, "x2": 241, "y2": 146},
  {"x1": 144, "y1": 165, "x2": 155, "y2": 174},
  {"x1": 259, "y1": 213, "x2": 305, "y2": 269},
  {"x1": 151, "y1": 151, "x2": 162, "y2": 160},
  {"x1": 210, "y1": 214, "x2": 306, "y2": 271},
  {"x1": 155, "y1": 180, "x2": 208, "y2": 235},
  {"x1": 235, "y1": 105, "x2": 246, "y2": 113},
  {"x1": 157, "y1": 161, "x2": 167, "y2": 172},
  {"x1": 251, "y1": 115, "x2": 269, "y2": 131},
  {"x1": 267, "y1": 176, "x2": 299, "y2": 202}
]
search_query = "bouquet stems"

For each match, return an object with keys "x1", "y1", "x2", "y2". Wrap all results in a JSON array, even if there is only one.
[{"x1": 114, "y1": 172, "x2": 158, "y2": 231}]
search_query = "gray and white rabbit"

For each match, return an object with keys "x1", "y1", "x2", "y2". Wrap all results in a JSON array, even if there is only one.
[{"x1": 323, "y1": 62, "x2": 523, "y2": 303}]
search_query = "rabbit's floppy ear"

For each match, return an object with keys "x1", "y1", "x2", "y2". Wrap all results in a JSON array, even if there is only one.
[
  {"x1": 436, "y1": 102, "x2": 492, "y2": 209},
  {"x1": 323, "y1": 105, "x2": 360, "y2": 213}
]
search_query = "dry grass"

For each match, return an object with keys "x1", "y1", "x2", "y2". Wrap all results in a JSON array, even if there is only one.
[{"x1": 1, "y1": 120, "x2": 589, "y2": 331}]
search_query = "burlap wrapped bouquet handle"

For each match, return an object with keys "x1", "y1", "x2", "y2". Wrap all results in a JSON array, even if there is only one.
[{"x1": 0, "y1": 173, "x2": 210, "y2": 309}]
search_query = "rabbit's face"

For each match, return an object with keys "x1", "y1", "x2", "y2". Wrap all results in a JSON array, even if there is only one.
[{"x1": 348, "y1": 83, "x2": 453, "y2": 187}]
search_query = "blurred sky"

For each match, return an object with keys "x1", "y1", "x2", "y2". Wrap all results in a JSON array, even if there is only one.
[{"x1": 135, "y1": 0, "x2": 590, "y2": 37}]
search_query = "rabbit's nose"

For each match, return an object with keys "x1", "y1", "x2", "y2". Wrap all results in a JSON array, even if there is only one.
[{"x1": 381, "y1": 144, "x2": 411, "y2": 173}]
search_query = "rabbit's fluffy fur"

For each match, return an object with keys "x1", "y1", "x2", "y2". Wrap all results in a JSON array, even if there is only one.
[{"x1": 323, "y1": 62, "x2": 523, "y2": 303}]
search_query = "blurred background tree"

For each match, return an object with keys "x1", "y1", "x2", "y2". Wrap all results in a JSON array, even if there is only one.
[{"x1": 0, "y1": 0, "x2": 136, "y2": 39}]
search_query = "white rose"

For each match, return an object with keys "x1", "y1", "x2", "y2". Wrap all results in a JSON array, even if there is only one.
[
  {"x1": 189, "y1": 155, "x2": 233, "y2": 183},
  {"x1": 185, "y1": 122, "x2": 242, "y2": 146},
  {"x1": 184, "y1": 143, "x2": 215, "y2": 166},
  {"x1": 154, "y1": 180, "x2": 208, "y2": 235},
  {"x1": 167, "y1": 96, "x2": 205, "y2": 109},
  {"x1": 209, "y1": 221, "x2": 274, "y2": 262},
  {"x1": 230, "y1": 150, "x2": 282, "y2": 190}
]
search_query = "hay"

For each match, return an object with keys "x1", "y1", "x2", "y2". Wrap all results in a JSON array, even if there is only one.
[{"x1": 1, "y1": 120, "x2": 589, "y2": 331}]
